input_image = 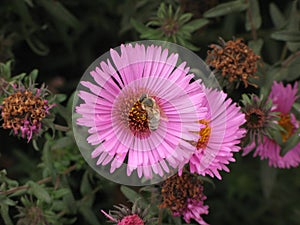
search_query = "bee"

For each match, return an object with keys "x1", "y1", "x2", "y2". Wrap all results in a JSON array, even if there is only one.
[{"x1": 139, "y1": 94, "x2": 162, "y2": 131}]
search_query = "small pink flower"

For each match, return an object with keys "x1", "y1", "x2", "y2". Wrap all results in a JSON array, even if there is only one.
[
  {"x1": 180, "y1": 86, "x2": 246, "y2": 179},
  {"x1": 0, "y1": 88, "x2": 53, "y2": 142},
  {"x1": 160, "y1": 173, "x2": 209, "y2": 225},
  {"x1": 244, "y1": 81, "x2": 300, "y2": 168},
  {"x1": 101, "y1": 202, "x2": 152, "y2": 225},
  {"x1": 118, "y1": 214, "x2": 144, "y2": 225}
]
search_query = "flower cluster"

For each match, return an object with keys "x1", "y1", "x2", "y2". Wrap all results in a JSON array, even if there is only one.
[
  {"x1": 206, "y1": 38, "x2": 260, "y2": 88},
  {"x1": 160, "y1": 172, "x2": 209, "y2": 225},
  {"x1": 243, "y1": 81, "x2": 300, "y2": 168},
  {"x1": 101, "y1": 202, "x2": 154, "y2": 225},
  {"x1": 0, "y1": 84, "x2": 53, "y2": 142}
]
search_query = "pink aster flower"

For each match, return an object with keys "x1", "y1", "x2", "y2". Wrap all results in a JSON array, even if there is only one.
[
  {"x1": 101, "y1": 202, "x2": 154, "y2": 225},
  {"x1": 179, "y1": 86, "x2": 246, "y2": 179},
  {"x1": 75, "y1": 43, "x2": 207, "y2": 179},
  {"x1": 243, "y1": 81, "x2": 300, "y2": 168}
]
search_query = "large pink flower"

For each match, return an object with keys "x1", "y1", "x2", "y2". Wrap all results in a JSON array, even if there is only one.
[
  {"x1": 75, "y1": 43, "x2": 207, "y2": 180},
  {"x1": 244, "y1": 81, "x2": 300, "y2": 168},
  {"x1": 180, "y1": 86, "x2": 246, "y2": 179}
]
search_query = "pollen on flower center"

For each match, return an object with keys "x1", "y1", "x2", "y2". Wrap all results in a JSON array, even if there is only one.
[
  {"x1": 278, "y1": 113, "x2": 294, "y2": 142},
  {"x1": 196, "y1": 119, "x2": 211, "y2": 150},
  {"x1": 1, "y1": 90, "x2": 49, "y2": 138},
  {"x1": 128, "y1": 100, "x2": 150, "y2": 136}
]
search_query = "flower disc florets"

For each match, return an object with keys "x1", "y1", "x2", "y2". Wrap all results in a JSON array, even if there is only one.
[
  {"x1": 160, "y1": 172, "x2": 209, "y2": 224},
  {"x1": 206, "y1": 38, "x2": 260, "y2": 88},
  {"x1": 0, "y1": 85, "x2": 53, "y2": 141}
]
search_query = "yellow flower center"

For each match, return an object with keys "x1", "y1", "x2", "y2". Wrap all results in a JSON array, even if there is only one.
[
  {"x1": 278, "y1": 113, "x2": 294, "y2": 142},
  {"x1": 128, "y1": 101, "x2": 149, "y2": 136},
  {"x1": 196, "y1": 119, "x2": 211, "y2": 150}
]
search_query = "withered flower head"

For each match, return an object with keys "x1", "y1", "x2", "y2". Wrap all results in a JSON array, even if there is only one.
[
  {"x1": 241, "y1": 94, "x2": 278, "y2": 145},
  {"x1": 0, "y1": 84, "x2": 54, "y2": 142},
  {"x1": 160, "y1": 173, "x2": 209, "y2": 224},
  {"x1": 101, "y1": 201, "x2": 155, "y2": 225},
  {"x1": 206, "y1": 38, "x2": 261, "y2": 88}
]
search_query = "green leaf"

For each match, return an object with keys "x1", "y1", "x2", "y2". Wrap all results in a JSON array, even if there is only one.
[
  {"x1": 281, "y1": 128, "x2": 300, "y2": 155},
  {"x1": 27, "y1": 181, "x2": 52, "y2": 203},
  {"x1": 260, "y1": 160, "x2": 277, "y2": 199},
  {"x1": 269, "y1": 3, "x2": 286, "y2": 29},
  {"x1": 78, "y1": 205, "x2": 101, "y2": 225},
  {"x1": 271, "y1": 31, "x2": 300, "y2": 42},
  {"x1": 28, "y1": 69, "x2": 38, "y2": 84},
  {"x1": 120, "y1": 185, "x2": 140, "y2": 203},
  {"x1": 55, "y1": 94, "x2": 67, "y2": 103},
  {"x1": 131, "y1": 18, "x2": 149, "y2": 34},
  {"x1": 0, "y1": 204, "x2": 13, "y2": 225},
  {"x1": 42, "y1": 140, "x2": 56, "y2": 179},
  {"x1": 293, "y1": 102, "x2": 300, "y2": 112},
  {"x1": 38, "y1": 0, "x2": 81, "y2": 29},
  {"x1": 80, "y1": 171, "x2": 92, "y2": 196},
  {"x1": 203, "y1": 0, "x2": 249, "y2": 18},
  {"x1": 286, "y1": 0, "x2": 300, "y2": 51},
  {"x1": 182, "y1": 18, "x2": 210, "y2": 32},
  {"x1": 245, "y1": 0, "x2": 262, "y2": 31},
  {"x1": 285, "y1": 56, "x2": 300, "y2": 81},
  {"x1": 0, "y1": 61, "x2": 12, "y2": 79},
  {"x1": 248, "y1": 38, "x2": 264, "y2": 55},
  {"x1": 51, "y1": 136, "x2": 74, "y2": 150},
  {"x1": 52, "y1": 188, "x2": 71, "y2": 199},
  {"x1": 0, "y1": 197, "x2": 16, "y2": 206},
  {"x1": 25, "y1": 35, "x2": 50, "y2": 56},
  {"x1": 178, "y1": 13, "x2": 193, "y2": 25}
]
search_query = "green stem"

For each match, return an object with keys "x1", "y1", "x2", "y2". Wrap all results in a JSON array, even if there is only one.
[
  {"x1": 54, "y1": 124, "x2": 70, "y2": 132},
  {"x1": 0, "y1": 164, "x2": 77, "y2": 195}
]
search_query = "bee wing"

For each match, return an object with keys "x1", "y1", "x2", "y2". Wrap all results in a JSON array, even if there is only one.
[{"x1": 159, "y1": 109, "x2": 168, "y2": 122}]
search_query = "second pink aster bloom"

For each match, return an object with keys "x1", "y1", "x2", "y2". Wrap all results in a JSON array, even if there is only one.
[
  {"x1": 244, "y1": 81, "x2": 300, "y2": 168},
  {"x1": 75, "y1": 43, "x2": 207, "y2": 180},
  {"x1": 180, "y1": 86, "x2": 246, "y2": 179}
]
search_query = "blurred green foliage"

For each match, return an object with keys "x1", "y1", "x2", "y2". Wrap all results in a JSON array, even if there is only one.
[{"x1": 0, "y1": 0, "x2": 300, "y2": 225}]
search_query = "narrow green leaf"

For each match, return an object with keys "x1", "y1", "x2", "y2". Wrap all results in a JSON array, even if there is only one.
[
  {"x1": 0, "y1": 204, "x2": 13, "y2": 225},
  {"x1": 78, "y1": 205, "x2": 101, "y2": 225},
  {"x1": 269, "y1": 3, "x2": 286, "y2": 29},
  {"x1": 28, "y1": 69, "x2": 38, "y2": 84},
  {"x1": 52, "y1": 188, "x2": 71, "y2": 199},
  {"x1": 27, "y1": 181, "x2": 51, "y2": 203},
  {"x1": 178, "y1": 13, "x2": 193, "y2": 25},
  {"x1": 245, "y1": 0, "x2": 262, "y2": 31},
  {"x1": 248, "y1": 38, "x2": 264, "y2": 55},
  {"x1": 260, "y1": 160, "x2": 277, "y2": 199},
  {"x1": 271, "y1": 31, "x2": 300, "y2": 42},
  {"x1": 287, "y1": 0, "x2": 300, "y2": 51},
  {"x1": 120, "y1": 185, "x2": 140, "y2": 203},
  {"x1": 203, "y1": 0, "x2": 249, "y2": 18},
  {"x1": 182, "y1": 19, "x2": 210, "y2": 32},
  {"x1": 131, "y1": 18, "x2": 149, "y2": 34},
  {"x1": 25, "y1": 35, "x2": 50, "y2": 56},
  {"x1": 281, "y1": 128, "x2": 300, "y2": 155},
  {"x1": 38, "y1": 0, "x2": 81, "y2": 28},
  {"x1": 0, "y1": 61, "x2": 12, "y2": 79},
  {"x1": 51, "y1": 136, "x2": 73, "y2": 150},
  {"x1": 285, "y1": 56, "x2": 300, "y2": 81},
  {"x1": 55, "y1": 94, "x2": 67, "y2": 103},
  {"x1": 0, "y1": 198, "x2": 16, "y2": 206}
]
